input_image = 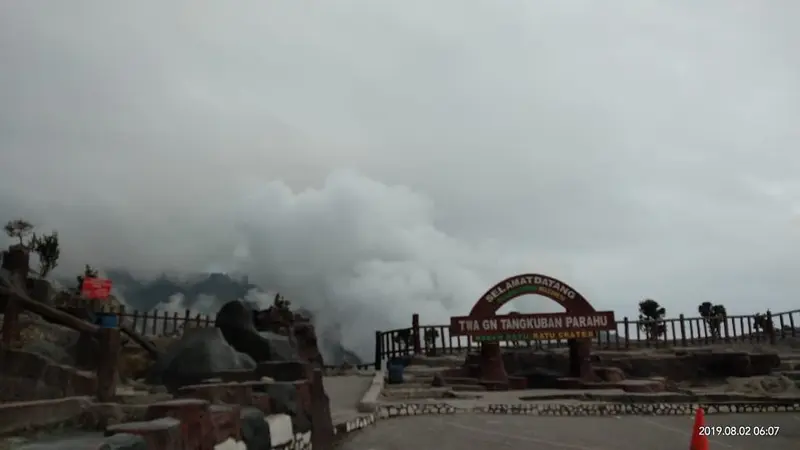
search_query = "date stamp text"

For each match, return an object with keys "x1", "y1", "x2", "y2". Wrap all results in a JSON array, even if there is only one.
[{"x1": 698, "y1": 425, "x2": 780, "y2": 437}]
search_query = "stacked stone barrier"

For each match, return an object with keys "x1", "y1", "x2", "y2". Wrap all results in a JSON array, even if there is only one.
[{"x1": 376, "y1": 400, "x2": 800, "y2": 418}]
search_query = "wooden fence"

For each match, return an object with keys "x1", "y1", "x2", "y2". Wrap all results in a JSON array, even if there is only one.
[
  {"x1": 56, "y1": 300, "x2": 216, "y2": 337},
  {"x1": 374, "y1": 309, "x2": 800, "y2": 365}
]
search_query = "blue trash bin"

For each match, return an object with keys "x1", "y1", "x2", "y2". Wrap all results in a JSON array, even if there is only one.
[
  {"x1": 95, "y1": 312, "x2": 118, "y2": 328},
  {"x1": 387, "y1": 362, "x2": 405, "y2": 384}
]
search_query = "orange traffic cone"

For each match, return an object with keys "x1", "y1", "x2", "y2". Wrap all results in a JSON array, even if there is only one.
[{"x1": 690, "y1": 407, "x2": 709, "y2": 450}]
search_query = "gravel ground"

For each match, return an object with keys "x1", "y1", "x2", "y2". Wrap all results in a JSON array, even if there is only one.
[{"x1": 338, "y1": 413, "x2": 800, "y2": 450}]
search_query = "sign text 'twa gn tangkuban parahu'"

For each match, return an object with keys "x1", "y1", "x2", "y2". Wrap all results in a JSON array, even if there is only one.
[{"x1": 449, "y1": 311, "x2": 616, "y2": 336}]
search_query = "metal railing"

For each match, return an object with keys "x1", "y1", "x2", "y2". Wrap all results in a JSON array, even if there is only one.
[{"x1": 374, "y1": 309, "x2": 800, "y2": 368}]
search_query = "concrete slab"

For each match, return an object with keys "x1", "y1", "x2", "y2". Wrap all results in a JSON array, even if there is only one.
[{"x1": 323, "y1": 375, "x2": 372, "y2": 416}]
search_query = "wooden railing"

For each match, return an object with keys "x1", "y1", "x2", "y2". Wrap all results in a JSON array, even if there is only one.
[
  {"x1": 374, "y1": 309, "x2": 800, "y2": 366},
  {"x1": 56, "y1": 299, "x2": 216, "y2": 337}
]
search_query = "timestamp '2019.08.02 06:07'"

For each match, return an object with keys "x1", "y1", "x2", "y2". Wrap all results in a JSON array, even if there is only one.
[{"x1": 698, "y1": 426, "x2": 780, "y2": 437}]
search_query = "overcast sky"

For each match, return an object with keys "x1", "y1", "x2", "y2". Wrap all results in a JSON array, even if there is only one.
[{"x1": 1, "y1": 1, "x2": 799, "y2": 354}]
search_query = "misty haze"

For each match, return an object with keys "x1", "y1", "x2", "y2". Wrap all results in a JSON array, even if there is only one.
[{"x1": 1, "y1": 2, "x2": 799, "y2": 362}]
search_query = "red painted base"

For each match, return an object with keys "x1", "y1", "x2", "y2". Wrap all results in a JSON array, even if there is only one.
[{"x1": 478, "y1": 342, "x2": 508, "y2": 385}]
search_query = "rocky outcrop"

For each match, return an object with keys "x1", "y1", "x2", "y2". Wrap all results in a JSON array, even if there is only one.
[
  {"x1": 132, "y1": 300, "x2": 335, "y2": 449},
  {"x1": 0, "y1": 345, "x2": 96, "y2": 401},
  {"x1": 147, "y1": 327, "x2": 257, "y2": 390},
  {"x1": 216, "y1": 301, "x2": 299, "y2": 362},
  {"x1": 3, "y1": 281, "x2": 337, "y2": 449}
]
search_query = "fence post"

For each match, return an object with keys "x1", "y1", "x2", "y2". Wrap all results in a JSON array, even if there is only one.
[
  {"x1": 722, "y1": 317, "x2": 731, "y2": 343},
  {"x1": 96, "y1": 327, "x2": 121, "y2": 402},
  {"x1": 412, "y1": 313, "x2": 421, "y2": 355},
  {"x1": 678, "y1": 314, "x2": 687, "y2": 347},
  {"x1": 374, "y1": 330, "x2": 382, "y2": 371},
  {"x1": 182, "y1": 309, "x2": 191, "y2": 333},
  {"x1": 623, "y1": 317, "x2": 630, "y2": 349},
  {"x1": 766, "y1": 310, "x2": 776, "y2": 345}
]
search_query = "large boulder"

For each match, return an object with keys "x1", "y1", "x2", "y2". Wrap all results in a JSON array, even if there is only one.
[
  {"x1": 147, "y1": 327, "x2": 256, "y2": 390},
  {"x1": 0, "y1": 346, "x2": 97, "y2": 401},
  {"x1": 18, "y1": 340, "x2": 73, "y2": 365},
  {"x1": 257, "y1": 331, "x2": 297, "y2": 361},
  {"x1": 11, "y1": 313, "x2": 85, "y2": 367},
  {"x1": 215, "y1": 301, "x2": 299, "y2": 362}
]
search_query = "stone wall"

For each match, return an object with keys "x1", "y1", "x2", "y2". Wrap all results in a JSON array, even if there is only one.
[{"x1": 2, "y1": 396, "x2": 312, "y2": 450}]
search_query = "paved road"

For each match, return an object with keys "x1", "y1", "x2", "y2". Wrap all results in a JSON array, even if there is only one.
[{"x1": 338, "y1": 413, "x2": 800, "y2": 450}]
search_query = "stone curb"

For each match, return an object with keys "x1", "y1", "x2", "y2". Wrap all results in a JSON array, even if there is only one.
[
  {"x1": 335, "y1": 413, "x2": 378, "y2": 435},
  {"x1": 356, "y1": 370, "x2": 384, "y2": 413},
  {"x1": 377, "y1": 401, "x2": 800, "y2": 418},
  {"x1": 285, "y1": 400, "x2": 800, "y2": 446},
  {"x1": 325, "y1": 400, "x2": 800, "y2": 445}
]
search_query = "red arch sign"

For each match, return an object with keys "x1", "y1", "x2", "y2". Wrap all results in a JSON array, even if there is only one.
[{"x1": 450, "y1": 273, "x2": 615, "y2": 341}]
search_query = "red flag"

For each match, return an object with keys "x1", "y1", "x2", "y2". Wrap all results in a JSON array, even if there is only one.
[{"x1": 690, "y1": 407, "x2": 709, "y2": 450}]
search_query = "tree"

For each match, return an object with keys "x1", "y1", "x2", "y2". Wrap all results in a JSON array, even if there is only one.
[
  {"x1": 753, "y1": 311, "x2": 774, "y2": 335},
  {"x1": 424, "y1": 328, "x2": 440, "y2": 356},
  {"x1": 698, "y1": 302, "x2": 727, "y2": 339},
  {"x1": 75, "y1": 264, "x2": 99, "y2": 293},
  {"x1": 4, "y1": 219, "x2": 34, "y2": 246},
  {"x1": 394, "y1": 329, "x2": 414, "y2": 353},
  {"x1": 270, "y1": 293, "x2": 294, "y2": 326},
  {"x1": 3, "y1": 218, "x2": 61, "y2": 277},
  {"x1": 273, "y1": 292, "x2": 291, "y2": 311},
  {"x1": 638, "y1": 299, "x2": 666, "y2": 340},
  {"x1": 33, "y1": 231, "x2": 60, "y2": 278}
]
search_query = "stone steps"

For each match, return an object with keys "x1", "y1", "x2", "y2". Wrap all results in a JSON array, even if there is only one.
[
  {"x1": 778, "y1": 370, "x2": 800, "y2": 388},
  {"x1": 781, "y1": 370, "x2": 800, "y2": 381},
  {"x1": 442, "y1": 377, "x2": 483, "y2": 386},
  {"x1": 778, "y1": 359, "x2": 800, "y2": 371},
  {"x1": 383, "y1": 382, "x2": 431, "y2": 390},
  {"x1": 401, "y1": 374, "x2": 435, "y2": 384},
  {"x1": 450, "y1": 384, "x2": 487, "y2": 392}
]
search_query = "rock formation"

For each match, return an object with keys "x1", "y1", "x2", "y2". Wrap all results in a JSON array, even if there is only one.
[
  {"x1": 140, "y1": 299, "x2": 334, "y2": 447},
  {"x1": 2, "y1": 243, "x2": 336, "y2": 449}
]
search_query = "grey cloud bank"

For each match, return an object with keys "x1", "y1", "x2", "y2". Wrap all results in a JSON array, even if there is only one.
[{"x1": 1, "y1": 1, "x2": 799, "y2": 358}]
